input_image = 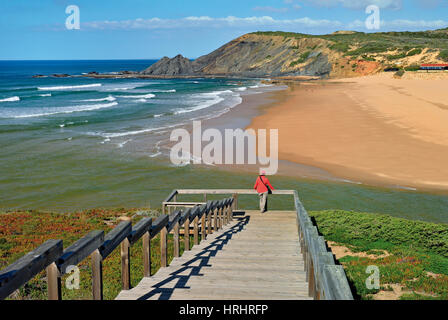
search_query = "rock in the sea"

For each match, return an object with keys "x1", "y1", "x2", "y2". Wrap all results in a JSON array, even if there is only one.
[
  {"x1": 141, "y1": 54, "x2": 196, "y2": 76},
  {"x1": 32, "y1": 74, "x2": 47, "y2": 78},
  {"x1": 52, "y1": 74, "x2": 70, "y2": 78}
]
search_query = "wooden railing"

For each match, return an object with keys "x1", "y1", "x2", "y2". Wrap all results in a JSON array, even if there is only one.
[
  {"x1": 0, "y1": 197, "x2": 234, "y2": 300},
  {"x1": 166, "y1": 189, "x2": 354, "y2": 300}
]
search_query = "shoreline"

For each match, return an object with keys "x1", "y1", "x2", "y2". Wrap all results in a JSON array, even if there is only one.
[{"x1": 246, "y1": 73, "x2": 448, "y2": 194}]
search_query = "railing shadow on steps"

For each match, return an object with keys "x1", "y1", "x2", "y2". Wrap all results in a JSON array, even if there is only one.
[
  {"x1": 0, "y1": 188, "x2": 354, "y2": 300},
  {"x1": 164, "y1": 189, "x2": 354, "y2": 300},
  {"x1": 135, "y1": 215, "x2": 250, "y2": 300},
  {"x1": 0, "y1": 196, "x2": 234, "y2": 300}
]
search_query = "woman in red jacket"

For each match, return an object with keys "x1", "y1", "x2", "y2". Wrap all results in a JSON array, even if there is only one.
[{"x1": 253, "y1": 170, "x2": 275, "y2": 213}]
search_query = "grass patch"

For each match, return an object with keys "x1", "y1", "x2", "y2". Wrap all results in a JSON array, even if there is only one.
[
  {"x1": 438, "y1": 49, "x2": 448, "y2": 61},
  {"x1": 0, "y1": 208, "x2": 199, "y2": 300},
  {"x1": 310, "y1": 210, "x2": 448, "y2": 300}
]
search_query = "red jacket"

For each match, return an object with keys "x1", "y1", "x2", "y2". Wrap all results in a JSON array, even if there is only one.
[{"x1": 254, "y1": 175, "x2": 274, "y2": 194}]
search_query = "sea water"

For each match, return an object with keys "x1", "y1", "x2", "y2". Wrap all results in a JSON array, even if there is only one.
[{"x1": 1, "y1": 60, "x2": 448, "y2": 223}]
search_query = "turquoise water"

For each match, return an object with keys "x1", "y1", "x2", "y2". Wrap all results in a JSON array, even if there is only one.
[{"x1": 1, "y1": 60, "x2": 448, "y2": 224}]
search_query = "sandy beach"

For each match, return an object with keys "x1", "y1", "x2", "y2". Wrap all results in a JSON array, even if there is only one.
[{"x1": 248, "y1": 72, "x2": 448, "y2": 192}]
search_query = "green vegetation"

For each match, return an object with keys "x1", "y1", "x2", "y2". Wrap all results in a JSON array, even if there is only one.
[
  {"x1": 290, "y1": 51, "x2": 312, "y2": 67},
  {"x1": 395, "y1": 69, "x2": 405, "y2": 77},
  {"x1": 0, "y1": 209, "x2": 197, "y2": 300},
  {"x1": 439, "y1": 49, "x2": 448, "y2": 61},
  {"x1": 407, "y1": 48, "x2": 423, "y2": 56},
  {"x1": 346, "y1": 42, "x2": 391, "y2": 57},
  {"x1": 361, "y1": 55, "x2": 376, "y2": 62},
  {"x1": 310, "y1": 210, "x2": 448, "y2": 300},
  {"x1": 404, "y1": 64, "x2": 421, "y2": 71},
  {"x1": 253, "y1": 29, "x2": 448, "y2": 62},
  {"x1": 330, "y1": 42, "x2": 350, "y2": 52},
  {"x1": 387, "y1": 52, "x2": 407, "y2": 61}
]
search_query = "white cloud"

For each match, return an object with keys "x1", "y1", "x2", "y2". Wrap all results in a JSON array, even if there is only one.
[
  {"x1": 304, "y1": 0, "x2": 402, "y2": 10},
  {"x1": 69, "y1": 15, "x2": 447, "y2": 34},
  {"x1": 82, "y1": 16, "x2": 343, "y2": 30}
]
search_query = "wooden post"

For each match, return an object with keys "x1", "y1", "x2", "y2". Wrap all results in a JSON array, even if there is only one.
[
  {"x1": 214, "y1": 208, "x2": 218, "y2": 231},
  {"x1": 46, "y1": 262, "x2": 61, "y2": 300},
  {"x1": 223, "y1": 205, "x2": 227, "y2": 225},
  {"x1": 201, "y1": 212, "x2": 207, "y2": 240},
  {"x1": 121, "y1": 238, "x2": 131, "y2": 290},
  {"x1": 224, "y1": 205, "x2": 228, "y2": 225},
  {"x1": 207, "y1": 211, "x2": 212, "y2": 234},
  {"x1": 184, "y1": 217, "x2": 190, "y2": 251},
  {"x1": 143, "y1": 231, "x2": 151, "y2": 277},
  {"x1": 173, "y1": 222, "x2": 180, "y2": 258},
  {"x1": 193, "y1": 216, "x2": 199, "y2": 245},
  {"x1": 203, "y1": 193, "x2": 207, "y2": 202},
  {"x1": 308, "y1": 260, "x2": 315, "y2": 298},
  {"x1": 219, "y1": 207, "x2": 223, "y2": 229},
  {"x1": 160, "y1": 226, "x2": 168, "y2": 267},
  {"x1": 232, "y1": 193, "x2": 238, "y2": 210},
  {"x1": 91, "y1": 249, "x2": 103, "y2": 300}
]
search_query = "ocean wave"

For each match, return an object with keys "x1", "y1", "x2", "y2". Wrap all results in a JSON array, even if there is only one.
[
  {"x1": 9, "y1": 102, "x2": 118, "y2": 118},
  {"x1": 249, "y1": 83, "x2": 273, "y2": 89},
  {"x1": 37, "y1": 84, "x2": 102, "y2": 91},
  {"x1": 87, "y1": 123, "x2": 182, "y2": 139},
  {"x1": 175, "y1": 96, "x2": 225, "y2": 115},
  {"x1": 82, "y1": 95, "x2": 116, "y2": 102},
  {"x1": 39, "y1": 93, "x2": 52, "y2": 97},
  {"x1": 200, "y1": 90, "x2": 233, "y2": 96},
  {"x1": 0, "y1": 96, "x2": 20, "y2": 102},
  {"x1": 174, "y1": 90, "x2": 237, "y2": 115},
  {"x1": 147, "y1": 89, "x2": 176, "y2": 93},
  {"x1": 235, "y1": 87, "x2": 247, "y2": 92},
  {"x1": 117, "y1": 139, "x2": 132, "y2": 148},
  {"x1": 119, "y1": 93, "x2": 156, "y2": 99}
]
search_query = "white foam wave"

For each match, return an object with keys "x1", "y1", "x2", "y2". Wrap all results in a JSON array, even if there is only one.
[
  {"x1": 82, "y1": 95, "x2": 116, "y2": 102},
  {"x1": 38, "y1": 84, "x2": 102, "y2": 91},
  {"x1": 0, "y1": 96, "x2": 20, "y2": 102},
  {"x1": 10, "y1": 102, "x2": 118, "y2": 118},
  {"x1": 249, "y1": 83, "x2": 273, "y2": 89},
  {"x1": 117, "y1": 140, "x2": 132, "y2": 148},
  {"x1": 150, "y1": 89, "x2": 176, "y2": 93},
  {"x1": 87, "y1": 123, "x2": 182, "y2": 139},
  {"x1": 149, "y1": 152, "x2": 162, "y2": 158},
  {"x1": 119, "y1": 93, "x2": 156, "y2": 99},
  {"x1": 174, "y1": 90, "x2": 236, "y2": 115},
  {"x1": 39, "y1": 93, "x2": 52, "y2": 97},
  {"x1": 235, "y1": 87, "x2": 247, "y2": 92}
]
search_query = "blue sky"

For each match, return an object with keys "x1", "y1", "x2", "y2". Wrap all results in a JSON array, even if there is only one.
[{"x1": 1, "y1": 0, "x2": 448, "y2": 60}]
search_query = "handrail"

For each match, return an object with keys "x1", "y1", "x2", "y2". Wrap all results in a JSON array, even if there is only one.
[
  {"x1": 0, "y1": 197, "x2": 234, "y2": 301},
  {"x1": 0, "y1": 240, "x2": 63, "y2": 300},
  {"x1": 167, "y1": 189, "x2": 354, "y2": 300},
  {"x1": 0, "y1": 189, "x2": 352, "y2": 300}
]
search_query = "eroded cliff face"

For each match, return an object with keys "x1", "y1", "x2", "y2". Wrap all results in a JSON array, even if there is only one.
[
  {"x1": 141, "y1": 29, "x2": 447, "y2": 78},
  {"x1": 141, "y1": 34, "x2": 334, "y2": 78}
]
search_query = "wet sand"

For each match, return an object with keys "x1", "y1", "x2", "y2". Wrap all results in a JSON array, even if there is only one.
[{"x1": 247, "y1": 73, "x2": 448, "y2": 192}]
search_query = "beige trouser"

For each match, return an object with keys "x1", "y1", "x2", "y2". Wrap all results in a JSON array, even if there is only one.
[{"x1": 259, "y1": 192, "x2": 268, "y2": 213}]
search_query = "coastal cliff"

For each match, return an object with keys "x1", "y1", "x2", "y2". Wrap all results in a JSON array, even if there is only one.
[{"x1": 141, "y1": 29, "x2": 448, "y2": 79}]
